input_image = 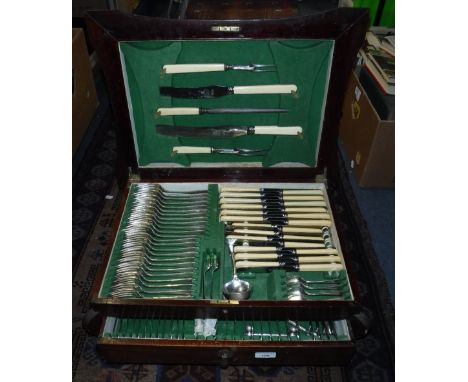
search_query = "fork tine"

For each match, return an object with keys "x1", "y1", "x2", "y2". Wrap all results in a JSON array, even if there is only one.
[{"x1": 253, "y1": 64, "x2": 277, "y2": 72}]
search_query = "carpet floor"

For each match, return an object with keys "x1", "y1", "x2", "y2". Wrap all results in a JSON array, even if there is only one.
[{"x1": 72, "y1": 112, "x2": 394, "y2": 381}]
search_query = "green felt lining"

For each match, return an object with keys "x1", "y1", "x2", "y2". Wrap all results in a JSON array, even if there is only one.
[
  {"x1": 103, "y1": 316, "x2": 350, "y2": 341},
  {"x1": 119, "y1": 39, "x2": 334, "y2": 168}
]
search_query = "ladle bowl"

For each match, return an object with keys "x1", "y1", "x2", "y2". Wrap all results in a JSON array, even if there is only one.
[{"x1": 223, "y1": 274, "x2": 252, "y2": 300}]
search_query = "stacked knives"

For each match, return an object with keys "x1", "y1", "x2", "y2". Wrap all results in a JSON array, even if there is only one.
[
  {"x1": 219, "y1": 186, "x2": 345, "y2": 300},
  {"x1": 156, "y1": 63, "x2": 301, "y2": 157}
]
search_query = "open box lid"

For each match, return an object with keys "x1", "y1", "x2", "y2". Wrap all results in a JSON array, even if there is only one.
[{"x1": 85, "y1": 9, "x2": 368, "y2": 182}]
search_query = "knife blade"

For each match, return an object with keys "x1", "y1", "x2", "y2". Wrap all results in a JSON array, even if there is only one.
[
  {"x1": 160, "y1": 84, "x2": 297, "y2": 98},
  {"x1": 156, "y1": 125, "x2": 302, "y2": 137},
  {"x1": 156, "y1": 107, "x2": 288, "y2": 116}
]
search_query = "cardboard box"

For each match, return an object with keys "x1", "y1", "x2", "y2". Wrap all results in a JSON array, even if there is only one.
[
  {"x1": 339, "y1": 72, "x2": 395, "y2": 188},
  {"x1": 73, "y1": 28, "x2": 99, "y2": 155}
]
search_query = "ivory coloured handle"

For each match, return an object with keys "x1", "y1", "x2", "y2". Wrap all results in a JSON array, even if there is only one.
[
  {"x1": 163, "y1": 64, "x2": 225, "y2": 74},
  {"x1": 298, "y1": 256, "x2": 341, "y2": 264},
  {"x1": 296, "y1": 248, "x2": 338, "y2": 255},
  {"x1": 299, "y1": 264, "x2": 344, "y2": 272},
  {"x1": 172, "y1": 146, "x2": 212, "y2": 154},
  {"x1": 233, "y1": 84, "x2": 297, "y2": 94},
  {"x1": 227, "y1": 234, "x2": 269, "y2": 241},
  {"x1": 283, "y1": 241, "x2": 325, "y2": 248},
  {"x1": 157, "y1": 107, "x2": 200, "y2": 116},
  {"x1": 235, "y1": 253, "x2": 278, "y2": 260},
  {"x1": 253, "y1": 126, "x2": 302, "y2": 135},
  {"x1": 282, "y1": 226, "x2": 323, "y2": 234},
  {"x1": 286, "y1": 213, "x2": 330, "y2": 220},
  {"x1": 286, "y1": 220, "x2": 331, "y2": 227},
  {"x1": 236, "y1": 261, "x2": 280, "y2": 269},
  {"x1": 233, "y1": 246, "x2": 278, "y2": 253}
]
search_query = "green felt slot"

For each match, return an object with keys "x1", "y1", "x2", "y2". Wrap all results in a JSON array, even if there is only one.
[
  {"x1": 285, "y1": 271, "x2": 352, "y2": 301},
  {"x1": 103, "y1": 317, "x2": 350, "y2": 341},
  {"x1": 193, "y1": 184, "x2": 224, "y2": 299},
  {"x1": 119, "y1": 39, "x2": 334, "y2": 167},
  {"x1": 99, "y1": 184, "x2": 139, "y2": 297}
]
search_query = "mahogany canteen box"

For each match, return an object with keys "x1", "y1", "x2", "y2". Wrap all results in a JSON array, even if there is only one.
[
  {"x1": 72, "y1": 0, "x2": 108, "y2": 18},
  {"x1": 72, "y1": 28, "x2": 99, "y2": 155},
  {"x1": 339, "y1": 71, "x2": 395, "y2": 188},
  {"x1": 84, "y1": 8, "x2": 370, "y2": 366}
]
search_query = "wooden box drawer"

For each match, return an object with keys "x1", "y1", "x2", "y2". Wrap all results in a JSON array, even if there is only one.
[{"x1": 97, "y1": 315, "x2": 355, "y2": 365}]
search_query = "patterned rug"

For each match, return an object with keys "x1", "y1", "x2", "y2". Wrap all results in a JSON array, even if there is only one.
[{"x1": 72, "y1": 111, "x2": 394, "y2": 382}]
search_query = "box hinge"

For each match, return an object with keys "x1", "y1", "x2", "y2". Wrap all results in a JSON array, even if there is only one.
[
  {"x1": 128, "y1": 167, "x2": 141, "y2": 183},
  {"x1": 315, "y1": 167, "x2": 328, "y2": 188}
]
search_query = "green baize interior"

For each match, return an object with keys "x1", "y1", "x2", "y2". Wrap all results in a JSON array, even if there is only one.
[{"x1": 119, "y1": 39, "x2": 334, "y2": 167}]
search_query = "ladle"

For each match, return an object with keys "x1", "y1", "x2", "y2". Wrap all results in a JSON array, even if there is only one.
[{"x1": 223, "y1": 238, "x2": 252, "y2": 300}]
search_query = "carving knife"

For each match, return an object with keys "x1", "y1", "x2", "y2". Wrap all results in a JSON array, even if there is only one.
[
  {"x1": 160, "y1": 84, "x2": 297, "y2": 98},
  {"x1": 157, "y1": 107, "x2": 288, "y2": 116},
  {"x1": 156, "y1": 125, "x2": 302, "y2": 137}
]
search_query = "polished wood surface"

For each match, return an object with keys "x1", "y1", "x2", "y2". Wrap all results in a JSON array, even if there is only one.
[
  {"x1": 186, "y1": 0, "x2": 298, "y2": 20},
  {"x1": 97, "y1": 337, "x2": 355, "y2": 365}
]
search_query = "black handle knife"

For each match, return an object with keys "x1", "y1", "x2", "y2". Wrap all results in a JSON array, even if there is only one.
[{"x1": 160, "y1": 84, "x2": 297, "y2": 99}]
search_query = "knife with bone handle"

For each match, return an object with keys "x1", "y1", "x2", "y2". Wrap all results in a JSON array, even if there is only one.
[
  {"x1": 230, "y1": 222, "x2": 324, "y2": 234},
  {"x1": 235, "y1": 260, "x2": 344, "y2": 272},
  {"x1": 221, "y1": 192, "x2": 324, "y2": 198},
  {"x1": 221, "y1": 216, "x2": 332, "y2": 226},
  {"x1": 221, "y1": 211, "x2": 331, "y2": 220},
  {"x1": 235, "y1": 253, "x2": 340, "y2": 263},
  {"x1": 156, "y1": 125, "x2": 302, "y2": 137},
  {"x1": 163, "y1": 63, "x2": 277, "y2": 74},
  {"x1": 233, "y1": 246, "x2": 339, "y2": 255},
  {"x1": 220, "y1": 196, "x2": 325, "y2": 203},
  {"x1": 221, "y1": 201, "x2": 328, "y2": 209},
  {"x1": 157, "y1": 107, "x2": 288, "y2": 116},
  {"x1": 220, "y1": 187, "x2": 323, "y2": 196},
  {"x1": 221, "y1": 208, "x2": 328, "y2": 216},
  {"x1": 230, "y1": 229, "x2": 326, "y2": 242},
  {"x1": 226, "y1": 234, "x2": 326, "y2": 248},
  {"x1": 172, "y1": 146, "x2": 269, "y2": 156},
  {"x1": 160, "y1": 84, "x2": 297, "y2": 98}
]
